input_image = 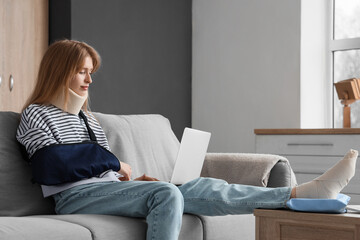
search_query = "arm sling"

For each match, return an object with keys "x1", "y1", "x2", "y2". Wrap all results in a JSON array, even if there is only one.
[{"x1": 29, "y1": 111, "x2": 121, "y2": 185}]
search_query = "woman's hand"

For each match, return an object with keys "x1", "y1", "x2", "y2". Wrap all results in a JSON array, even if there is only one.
[
  {"x1": 118, "y1": 161, "x2": 132, "y2": 181},
  {"x1": 134, "y1": 174, "x2": 159, "y2": 181}
]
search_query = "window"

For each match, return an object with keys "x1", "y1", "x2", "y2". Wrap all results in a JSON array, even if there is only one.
[
  {"x1": 331, "y1": 0, "x2": 360, "y2": 127},
  {"x1": 301, "y1": 0, "x2": 330, "y2": 129}
]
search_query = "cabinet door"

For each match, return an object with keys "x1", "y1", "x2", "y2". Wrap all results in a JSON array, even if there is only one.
[{"x1": 1, "y1": 0, "x2": 48, "y2": 112}]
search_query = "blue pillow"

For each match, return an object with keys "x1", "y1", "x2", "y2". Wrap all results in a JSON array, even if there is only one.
[{"x1": 286, "y1": 194, "x2": 350, "y2": 213}]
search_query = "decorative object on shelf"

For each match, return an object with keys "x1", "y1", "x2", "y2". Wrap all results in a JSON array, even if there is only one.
[{"x1": 334, "y1": 78, "x2": 360, "y2": 128}]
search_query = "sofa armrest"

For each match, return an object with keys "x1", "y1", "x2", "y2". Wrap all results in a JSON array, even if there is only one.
[{"x1": 200, "y1": 153, "x2": 297, "y2": 188}]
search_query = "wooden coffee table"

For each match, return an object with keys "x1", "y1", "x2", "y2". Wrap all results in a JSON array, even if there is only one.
[{"x1": 254, "y1": 207, "x2": 360, "y2": 240}]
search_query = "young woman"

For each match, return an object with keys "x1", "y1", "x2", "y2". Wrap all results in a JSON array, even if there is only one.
[{"x1": 16, "y1": 39, "x2": 358, "y2": 240}]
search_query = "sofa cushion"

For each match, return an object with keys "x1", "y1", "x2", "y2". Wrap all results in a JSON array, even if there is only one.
[
  {"x1": 0, "y1": 217, "x2": 91, "y2": 240},
  {"x1": 37, "y1": 213, "x2": 203, "y2": 240},
  {"x1": 199, "y1": 215, "x2": 255, "y2": 240},
  {"x1": 0, "y1": 112, "x2": 55, "y2": 216},
  {"x1": 93, "y1": 113, "x2": 180, "y2": 181}
]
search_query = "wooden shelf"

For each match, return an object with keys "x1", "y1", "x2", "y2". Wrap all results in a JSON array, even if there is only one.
[{"x1": 254, "y1": 128, "x2": 360, "y2": 135}]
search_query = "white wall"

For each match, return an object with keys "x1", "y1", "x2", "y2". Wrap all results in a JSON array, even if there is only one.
[{"x1": 192, "y1": 0, "x2": 301, "y2": 153}]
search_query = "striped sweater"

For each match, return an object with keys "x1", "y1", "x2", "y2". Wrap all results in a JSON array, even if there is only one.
[{"x1": 16, "y1": 104, "x2": 121, "y2": 197}]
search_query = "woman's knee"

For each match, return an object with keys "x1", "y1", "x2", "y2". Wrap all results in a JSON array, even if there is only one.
[{"x1": 154, "y1": 183, "x2": 184, "y2": 209}]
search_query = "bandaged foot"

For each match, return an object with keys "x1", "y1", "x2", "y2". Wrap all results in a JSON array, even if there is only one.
[{"x1": 295, "y1": 149, "x2": 358, "y2": 199}]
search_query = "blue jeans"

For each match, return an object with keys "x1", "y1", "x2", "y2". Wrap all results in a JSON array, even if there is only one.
[{"x1": 53, "y1": 177, "x2": 291, "y2": 240}]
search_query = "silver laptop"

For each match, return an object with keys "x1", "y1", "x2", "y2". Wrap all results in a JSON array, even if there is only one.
[{"x1": 170, "y1": 127, "x2": 211, "y2": 185}]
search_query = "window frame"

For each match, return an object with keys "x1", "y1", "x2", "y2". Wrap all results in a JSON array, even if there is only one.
[{"x1": 330, "y1": 0, "x2": 360, "y2": 127}]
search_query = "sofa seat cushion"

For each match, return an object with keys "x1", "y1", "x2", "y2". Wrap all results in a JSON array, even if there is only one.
[
  {"x1": 36, "y1": 214, "x2": 203, "y2": 240},
  {"x1": 199, "y1": 214, "x2": 255, "y2": 240},
  {"x1": 0, "y1": 217, "x2": 92, "y2": 240}
]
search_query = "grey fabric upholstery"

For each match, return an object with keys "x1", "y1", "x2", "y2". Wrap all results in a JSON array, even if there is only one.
[
  {"x1": 0, "y1": 112, "x2": 55, "y2": 216},
  {"x1": 199, "y1": 215, "x2": 255, "y2": 240},
  {"x1": 201, "y1": 153, "x2": 297, "y2": 188},
  {"x1": 267, "y1": 160, "x2": 298, "y2": 188},
  {"x1": 93, "y1": 113, "x2": 180, "y2": 181},
  {"x1": 178, "y1": 214, "x2": 203, "y2": 240},
  {"x1": 35, "y1": 214, "x2": 147, "y2": 240},
  {"x1": 201, "y1": 153, "x2": 297, "y2": 187},
  {"x1": 37, "y1": 214, "x2": 203, "y2": 240},
  {"x1": 0, "y1": 217, "x2": 91, "y2": 240}
]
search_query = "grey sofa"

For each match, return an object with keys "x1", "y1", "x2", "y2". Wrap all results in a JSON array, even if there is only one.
[{"x1": 0, "y1": 111, "x2": 296, "y2": 240}]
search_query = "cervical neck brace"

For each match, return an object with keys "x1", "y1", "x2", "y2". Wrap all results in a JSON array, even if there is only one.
[{"x1": 51, "y1": 88, "x2": 87, "y2": 115}]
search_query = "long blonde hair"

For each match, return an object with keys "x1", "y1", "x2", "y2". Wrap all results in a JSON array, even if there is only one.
[{"x1": 23, "y1": 39, "x2": 101, "y2": 111}]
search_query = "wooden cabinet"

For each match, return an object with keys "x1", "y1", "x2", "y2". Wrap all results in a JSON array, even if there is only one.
[
  {"x1": 255, "y1": 128, "x2": 360, "y2": 204},
  {"x1": 254, "y1": 208, "x2": 360, "y2": 240},
  {"x1": 0, "y1": 0, "x2": 48, "y2": 112},
  {"x1": 0, "y1": 0, "x2": 5, "y2": 109}
]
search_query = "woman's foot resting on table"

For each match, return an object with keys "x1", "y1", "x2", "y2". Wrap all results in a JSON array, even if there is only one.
[{"x1": 292, "y1": 149, "x2": 358, "y2": 199}]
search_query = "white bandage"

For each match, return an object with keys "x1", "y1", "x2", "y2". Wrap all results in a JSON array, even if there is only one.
[{"x1": 295, "y1": 149, "x2": 358, "y2": 199}]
